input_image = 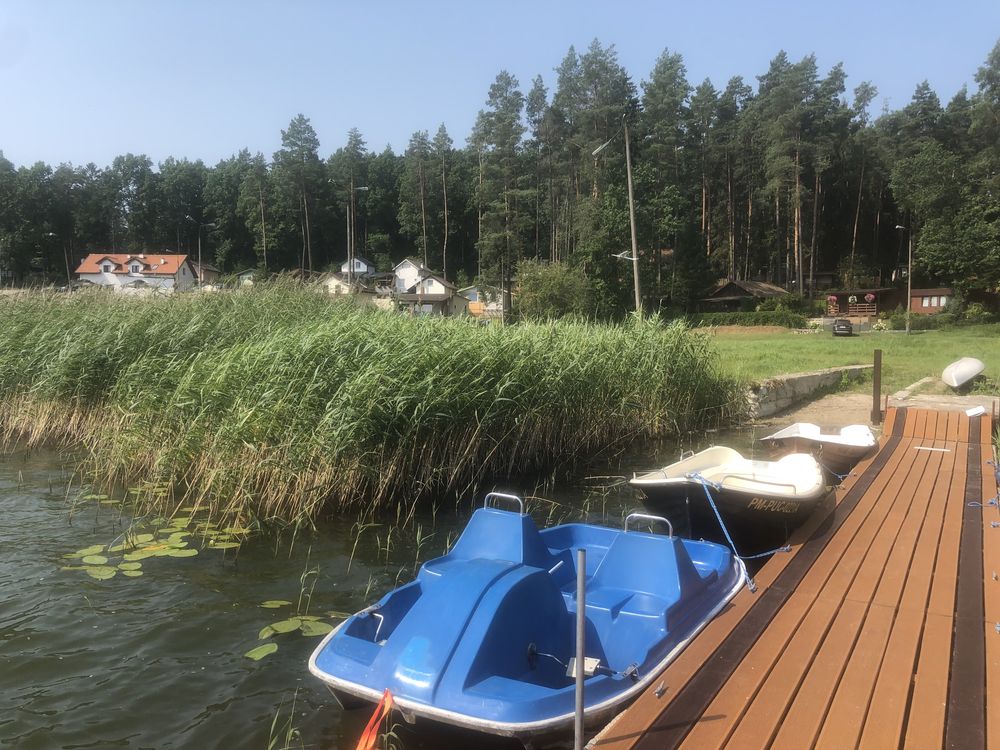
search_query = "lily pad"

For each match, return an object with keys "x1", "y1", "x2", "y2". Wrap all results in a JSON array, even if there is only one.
[
  {"x1": 132, "y1": 533, "x2": 155, "y2": 544},
  {"x1": 297, "y1": 615, "x2": 320, "y2": 621},
  {"x1": 209, "y1": 542, "x2": 240, "y2": 550},
  {"x1": 82, "y1": 555, "x2": 108, "y2": 565},
  {"x1": 123, "y1": 550, "x2": 157, "y2": 561},
  {"x1": 60, "y1": 565, "x2": 88, "y2": 571},
  {"x1": 117, "y1": 562, "x2": 142, "y2": 571},
  {"x1": 71, "y1": 545, "x2": 105, "y2": 558},
  {"x1": 221, "y1": 527, "x2": 250, "y2": 535},
  {"x1": 157, "y1": 527, "x2": 186, "y2": 535},
  {"x1": 167, "y1": 548, "x2": 198, "y2": 558},
  {"x1": 269, "y1": 618, "x2": 302, "y2": 634},
  {"x1": 260, "y1": 600, "x2": 291, "y2": 609},
  {"x1": 300, "y1": 620, "x2": 334, "y2": 637},
  {"x1": 85, "y1": 566, "x2": 117, "y2": 580},
  {"x1": 258, "y1": 625, "x2": 276, "y2": 640},
  {"x1": 244, "y1": 643, "x2": 278, "y2": 661},
  {"x1": 121, "y1": 570, "x2": 144, "y2": 578}
]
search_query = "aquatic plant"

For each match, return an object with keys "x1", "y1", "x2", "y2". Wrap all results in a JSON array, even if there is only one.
[{"x1": 0, "y1": 284, "x2": 745, "y2": 524}]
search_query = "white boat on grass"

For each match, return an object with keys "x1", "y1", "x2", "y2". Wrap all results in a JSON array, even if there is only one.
[
  {"x1": 942, "y1": 357, "x2": 984, "y2": 388},
  {"x1": 758, "y1": 423, "x2": 877, "y2": 476}
]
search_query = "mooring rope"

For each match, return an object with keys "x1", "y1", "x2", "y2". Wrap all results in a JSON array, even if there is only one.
[{"x1": 686, "y1": 472, "x2": 792, "y2": 593}]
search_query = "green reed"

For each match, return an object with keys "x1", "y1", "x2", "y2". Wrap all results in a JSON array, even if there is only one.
[{"x1": 0, "y1": 284, "x2": 746, "y2": 524}]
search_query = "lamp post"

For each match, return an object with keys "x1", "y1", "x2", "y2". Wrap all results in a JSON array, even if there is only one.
[
  {"x1": 894, "y1": 224, "x2": 912, "y2": 334},
  {"x1": 185, "y1": 216, "x2": 218, "y2": 287},
  {"x1": 592, "y1": 113, "x2": 642, "y2": 316}
]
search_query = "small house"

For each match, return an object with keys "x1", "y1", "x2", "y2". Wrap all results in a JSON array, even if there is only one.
[
  {"x1": 75, "y1": 253, "x2": 196, "y2": 293},
  {"x1": 700, "y1": 279, "x2": 788, "y2": 311},
  {"x1": 339, "y1": 255, "x2": 376, "y2": 278},
  {"x1": 910, "y1": 288, "x2": 953, "y2": 315}
]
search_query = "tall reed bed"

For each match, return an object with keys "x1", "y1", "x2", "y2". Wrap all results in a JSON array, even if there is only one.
[{"x1": 0, "y1": 285, "x2": 746, "y2": 523}]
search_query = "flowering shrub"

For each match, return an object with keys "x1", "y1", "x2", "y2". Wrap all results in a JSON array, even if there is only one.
[
  {"x1": 826, "y1": 294, "x2": 837, "y2": 303},
  {"x1": 848, "y1": 295, "x2": 858, "y2": 304},
  {"x1": 871, "y1": 319, "x2": 888, "y2": 331},
  {"x1": 864, "y1": 293, "x2": 875, "y2": 303}
]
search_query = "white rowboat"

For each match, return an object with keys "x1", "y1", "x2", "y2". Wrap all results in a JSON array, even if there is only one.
[
  {"x1": 758, "y1": 423, "x2": 877, "y2": 476},
  {"x1": 941, "y1": 357, "x2": 984, "y2": 388}
]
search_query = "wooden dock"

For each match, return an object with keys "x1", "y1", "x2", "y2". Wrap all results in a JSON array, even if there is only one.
[{"x1": 592, "y1": 407, "x2": 999, "y2": 750}]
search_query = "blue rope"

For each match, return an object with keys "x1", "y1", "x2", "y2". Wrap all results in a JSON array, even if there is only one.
[
  {"x1": 816, "y1": 460, "x2": 851, "y2": 485},
  {"x1": 686, "y1": 472, "x2": 792, "y2": 593}
]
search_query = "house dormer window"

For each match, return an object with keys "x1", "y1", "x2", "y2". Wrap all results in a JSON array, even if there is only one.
[
  {"x1": 102, "y1": 263, "x2": 112, "y2": 273},
  {"x1": 130, "y1": 264, "x2": 141, "y2": 273}
]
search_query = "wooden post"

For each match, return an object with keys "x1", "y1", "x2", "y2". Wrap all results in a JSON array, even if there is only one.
[
  {"x1": 871, "y1": 349, "x2": 883, "y2": 425},
  {"x1": 575, "y1": 548, "x2": 586, "y2": 750}
]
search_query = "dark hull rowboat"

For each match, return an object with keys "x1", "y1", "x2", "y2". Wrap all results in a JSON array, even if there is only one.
[{"x1": 630, "y1": 447, "x2": 829, "y2": 550}]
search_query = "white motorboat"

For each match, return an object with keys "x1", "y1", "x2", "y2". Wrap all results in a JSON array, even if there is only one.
[
  {"x1": 758, "y1": 423, "x2": 877, "y2": 476},
  {"x1": 942, "y1": 357, "x2": 984, "y2": 388},
  {"x1": 630, "y1": 447, "x2": 828, "y2": 541}
]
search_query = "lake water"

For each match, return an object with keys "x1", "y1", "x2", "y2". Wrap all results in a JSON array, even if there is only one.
[{"x1": 0, "y1": 431, "x2": 758, "y2": 749}]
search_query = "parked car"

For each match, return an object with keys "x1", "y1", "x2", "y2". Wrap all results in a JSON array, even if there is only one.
[{"x1": 832, "y1": 318, "x2": 853, "y2": 337}]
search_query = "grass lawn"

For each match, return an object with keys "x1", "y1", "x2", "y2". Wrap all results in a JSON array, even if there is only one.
[{"x1": 706, "y1": 324, "x2": 1000, "y2": 393}]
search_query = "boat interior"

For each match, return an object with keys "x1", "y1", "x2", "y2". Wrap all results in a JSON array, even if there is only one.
[
  {"x1": 323, "y1": 505, "x2": 736, "y2": 717},
  {"x1": 632, "y1": 446, "x2": 825, "y2": 497}
]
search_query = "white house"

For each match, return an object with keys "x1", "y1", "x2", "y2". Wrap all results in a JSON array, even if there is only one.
[
  {"x1": 339, "y1": 255, "x2": 376, "y2": 277},
  {"x1": 75, "y1": 253, "x2": 196, "y2": 293},
  {"x1": 394, "y1": 267, "x2": 468, "y2": 316},
  {"x1": 392, "y1": 257, "x2": 425, "y2": 292}
]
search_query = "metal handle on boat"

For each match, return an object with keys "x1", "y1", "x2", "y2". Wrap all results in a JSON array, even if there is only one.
[
  {"x1": 679, "y1": 449, "x2": 695, "y2": 460},
  {"x1": 484, "y1": 492, "x2": 525, "y2": 514},
  {"x1": 624, "y1": 512, "x2": 673, "y2": 537}
]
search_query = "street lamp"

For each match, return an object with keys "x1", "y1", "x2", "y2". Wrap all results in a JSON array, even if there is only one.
[
  {"x1": 185, "y1": 216, "x2": 219, "y2": 286},
  {"x1": 894, "y1": 224, "x2": 912, "y2": 334},
  {"x1": 593, "y1": 113, "x2": 642, "y2": 316}
]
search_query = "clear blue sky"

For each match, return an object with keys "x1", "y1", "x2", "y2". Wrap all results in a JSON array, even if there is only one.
[{"x1": 2, "y1": 0, "x2": 998, "y2": 168}]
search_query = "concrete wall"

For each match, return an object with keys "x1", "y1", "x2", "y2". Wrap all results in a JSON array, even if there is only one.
[{"x1": 748, "y1": 364, "x2": 873, "y2": 419}]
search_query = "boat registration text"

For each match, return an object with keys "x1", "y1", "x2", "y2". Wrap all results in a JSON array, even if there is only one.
[{"x1": 748, "y1": 497, "x2": 799, "y2": 514}]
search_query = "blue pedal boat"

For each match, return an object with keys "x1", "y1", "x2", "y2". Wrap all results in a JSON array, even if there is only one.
[{"x1": 309, "y1": 493, "x2": 745, "y2": 739}]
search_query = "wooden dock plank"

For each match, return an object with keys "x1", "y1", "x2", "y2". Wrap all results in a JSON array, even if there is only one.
[
  {"x1": 590, "y1": 408, "x2": 996, "y2": 750},
  {"x1": 979, "y1": 433, "x2": 999, "y2": 750},
  {"x1": 946, "y1": 409, "x2": 961, "y2": 442},
  {"x1": 945, "y1": 416, "x2": 986, "y2": 750},
  {"x1": 903, "y1": 426, "x2": 973, "y2": 746},
  {"x1": 594, "y1": 424, "x2": 908, "y2": 750},
  {"x1": 807, "y1": 443, "x2": 942, "y2": 748},
  {"x1": 677, "y1": 436, "x2": 931, "y2": 749},
  {"x1": 903, "y1": 612, "x2": 955, "y2": 749},
  {"x1": 859, "y1": 439, "x2": 959, "y2": 748}
]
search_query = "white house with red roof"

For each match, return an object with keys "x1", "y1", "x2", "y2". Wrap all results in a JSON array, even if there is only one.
[{"x1": 75, "y1": 253, "x2": 197, "y2": 293}]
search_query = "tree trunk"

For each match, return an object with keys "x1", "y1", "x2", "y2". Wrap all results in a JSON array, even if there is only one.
[
  {"x1": 477, "y1": 150, "x2": 484, "y2": 279},
  {"x1": 441, "y1": 158, "x2": 449, "y2": 279},
  {"x1": 727, "y1": 151, "x2": 735, "y2": 279},
  {"x1": 850, "y1": 157, "x2": 865, "y2": 280},
  {"x1": 809, "y1": 172, "x2": 821, "y2": 298},
  {"x1": 419, "y1": 160, "x2": 428, "y2": 268},
  {"x1": 793, "y1": 148, "x2": 802, "y2": 293},
  {"x1": 303, "y1": 186, "x2": 313, "y2": 274},
  {"x1": 258, "y1": 180, "x2": 268, "y2": 270}
]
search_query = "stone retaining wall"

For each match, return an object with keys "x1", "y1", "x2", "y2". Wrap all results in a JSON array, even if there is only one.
[{"x1": 748, "y1": 364, "x2": 873, "y2": 419}]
